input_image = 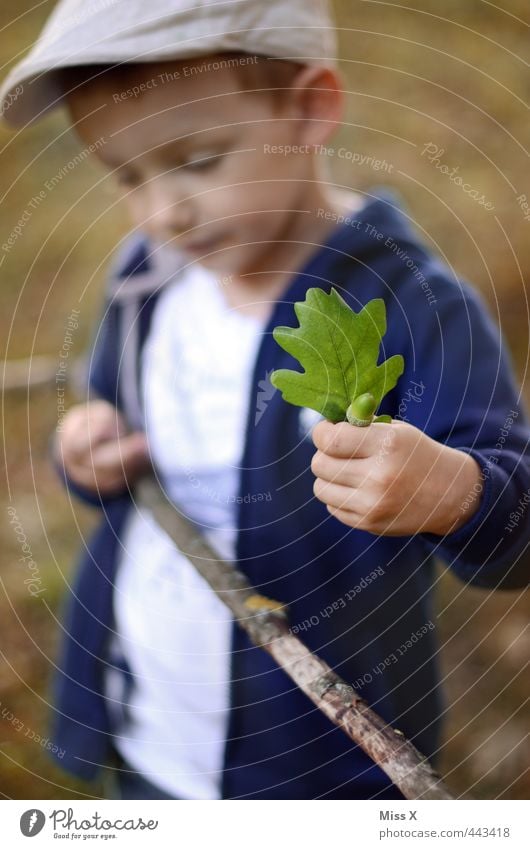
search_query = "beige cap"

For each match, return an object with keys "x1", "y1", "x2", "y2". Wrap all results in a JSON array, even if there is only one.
[{"x1": 0, "y1": 0, "x2": 337, "y2": 128}]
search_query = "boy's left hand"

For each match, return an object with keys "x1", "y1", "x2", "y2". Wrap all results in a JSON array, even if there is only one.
[{"x1": 311, "y1": 419, "x2": 483, "y2": 537}]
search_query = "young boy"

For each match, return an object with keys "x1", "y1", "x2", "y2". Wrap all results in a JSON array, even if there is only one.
[{"x1": 1, "y1": 0, "x2": 529, "y2": 801}]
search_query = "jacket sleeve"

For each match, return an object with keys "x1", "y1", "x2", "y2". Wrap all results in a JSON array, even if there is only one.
[
  {"x1": 51, "y1": 234, "x2": 146, "y2": 508},
  {"x1": 391, "y1": 266, "x2": 530, "y2": 590},
  {"x1": 51, "y1": 300, "x2": 127, "y2": 508}
]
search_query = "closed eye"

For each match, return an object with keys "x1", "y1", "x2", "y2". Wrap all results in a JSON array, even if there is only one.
[
  {"x1": 112, "y1": 150, "x2": 226, "y2": 185},
  {"x1": 115, "y1": 168, "x2": 141, "y2": 187},
  {"x1": 182, "y1": 152, "x2": 225, "y2": 171}
]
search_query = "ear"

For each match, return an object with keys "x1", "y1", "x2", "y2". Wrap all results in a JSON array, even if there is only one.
[{"x1": 286, "y1": 65, "x2": 345, "y2": 147}]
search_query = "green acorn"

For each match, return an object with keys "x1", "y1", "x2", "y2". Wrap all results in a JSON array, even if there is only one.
[{"x1": 346, "y1": 392, "x2": 377, "y2": 427}]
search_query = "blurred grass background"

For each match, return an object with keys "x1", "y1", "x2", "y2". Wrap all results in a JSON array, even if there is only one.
[{"x1": 0, "y1": 0, "x2": 528, "y2": 799}]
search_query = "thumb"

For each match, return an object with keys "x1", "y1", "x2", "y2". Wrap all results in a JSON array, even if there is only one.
[
  {"x1": 117, "y1": 431, "x2": 151, "y2": 476},
  {"x1": 90, "y1": 431, "x2": 150, "y2": 475}
]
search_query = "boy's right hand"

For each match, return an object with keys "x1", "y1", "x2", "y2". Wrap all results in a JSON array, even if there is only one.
[{"x1": 53, "y1": 400, "x2": 151, "y2": 496}]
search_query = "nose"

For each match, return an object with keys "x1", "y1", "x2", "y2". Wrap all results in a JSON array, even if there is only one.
[{"x1": 144, "y1": 175, "x2": 193, "y2": 241}]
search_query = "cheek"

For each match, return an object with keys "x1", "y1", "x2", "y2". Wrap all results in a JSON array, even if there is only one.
[
  {"x1": 200, "y1": 182, "x2": 276, "y2": 235},
  {"x1": 221, "y1": 166, "x2": 302, "y2": 221},
  {"x1": 122, "y1": 192, "x2": 149, "y2": 229}
]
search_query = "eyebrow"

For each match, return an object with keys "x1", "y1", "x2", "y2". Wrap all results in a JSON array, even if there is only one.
[
  {"x1": 107, "y1": 125, "x2": 233, "y2": 146},
  {"x1": 101, "y1": 129, "x2": 234, "y2": 168}
]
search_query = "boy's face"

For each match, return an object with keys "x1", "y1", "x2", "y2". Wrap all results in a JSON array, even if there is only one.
[{"x1": 65, "y1": 59, "x2": 319, "y2": 279}]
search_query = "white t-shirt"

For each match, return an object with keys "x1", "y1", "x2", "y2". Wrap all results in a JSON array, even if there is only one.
[{"x1": 105, "y1": 264, "x2": 266, "y2": 799}]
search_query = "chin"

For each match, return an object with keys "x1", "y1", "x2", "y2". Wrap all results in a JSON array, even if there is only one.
[
  {"x1": 194, "y1": 252, "x2": 234, "y2": 275},
  {"x1": 194, "y1": 245, "x2": 242, "y2": 275}
]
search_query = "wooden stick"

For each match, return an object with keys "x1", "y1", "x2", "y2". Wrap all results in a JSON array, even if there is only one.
[
  {"x1": 2, "y1": 356, "x2": 86, "y2": 392},
  {"x1": 137, "y1": 477, "x2": 454, "y2": 800}
]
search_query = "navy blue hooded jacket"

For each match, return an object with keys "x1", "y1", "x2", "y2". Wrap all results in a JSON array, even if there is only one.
[{"x1": 51, "y1": 190, "x2": 530, "y2": 799}]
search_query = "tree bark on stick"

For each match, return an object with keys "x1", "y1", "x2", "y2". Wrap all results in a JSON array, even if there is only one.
[{"x1": 137, "y1": 477, "x2": 453, "y2": 801}]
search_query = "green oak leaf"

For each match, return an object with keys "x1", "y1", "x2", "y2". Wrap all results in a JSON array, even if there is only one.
[{"x1": 270, "y1": 287, "x2": 404, "y2": 424}]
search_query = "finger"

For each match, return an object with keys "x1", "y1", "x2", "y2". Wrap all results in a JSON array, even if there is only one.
[
  {"x1": 313, "y1": 477, "x2": 360, "y2": 512},
  {"x1": 311, "y1": 451, "x2": 372, "y2": 488},
  {"x1": 90, "y1": 432, "x2": 149, "y2": 473},
  {"x1": 56, "y1": 460, "x2": 106, "y2": 493},
  {"x1": 59, "y1": 422, "x2": 100, "y2": 461},
  {"x1": 63, "y1": 405, "x2": 127, "y2": 457},
  {"x1": 60, "y1": 417, "x2": 92, "y2": 459},
  {"x1": 326, "y1": 504, "x2": 403, "y2": 536},
  {"x1": 87, "y1": 407, "x2": 129, "y2": 445},
  {"x1": 326, "y1": 504, "x2": 362, "y2": 528},
  {"x1": 91, "y1": 415, "x2": 129, "y2": 444},
  {"x1": 312, "y1": 420, "x2": 388, "y2": 459},
  {"x1": 65, "y1": 456, "x2": 132, "y2": 495},
  {"x1": 54, "y1": 437, "x2": 128, "y2": 494},
  {"x1": 118, "y1": 432, "x2": 151, "y2": 477},
  {"x1": 54, "y1": 433, "x2": 91, "y2": 476}
]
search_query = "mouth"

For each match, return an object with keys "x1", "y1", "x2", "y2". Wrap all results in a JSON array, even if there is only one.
[{"x1": 180, "y1": 234, "x2": 228, "y2": 255}]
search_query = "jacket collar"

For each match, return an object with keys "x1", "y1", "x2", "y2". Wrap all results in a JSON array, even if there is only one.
[{"x1": 107, "y1": 241, "x2": 188, "y2": 303}]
